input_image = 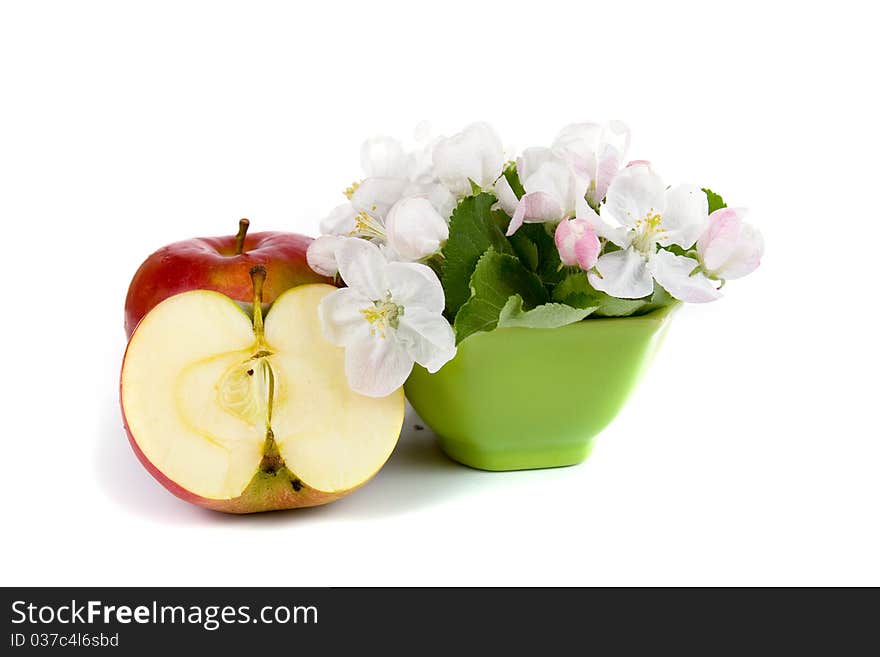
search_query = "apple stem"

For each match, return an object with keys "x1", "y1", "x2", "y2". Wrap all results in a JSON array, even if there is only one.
[
  {"x1": 250, "y1": 265, "x2": 267, "y2": 340},
  {"x1": 235, "y1": 218, "x2": 250, "y2": 255}
]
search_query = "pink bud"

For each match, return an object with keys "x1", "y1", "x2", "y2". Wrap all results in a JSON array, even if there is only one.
[
  {"x1": 554, "y1": 218, "x2": 600, "y2": 271},
  {"x1": 626, "y1": 159, "x2": 651, "y2": 168}
]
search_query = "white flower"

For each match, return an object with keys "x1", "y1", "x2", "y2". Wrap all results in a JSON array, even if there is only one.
[
  {"x1": 319, "y1": 238, "x2": 456, "y2": 397},
  {"x1": 652, "y1": 207, "x2": 764, "y2": 303},
  {"x1": 311, "y1": 177, "x2": 452, "y2": 275},
  {"x1": 384, "y1": 197, "x2": 449, "y2": 261},
  {"x1": 586, "y1": 163, "x2": 709, "y2": 299},
  {"x1": 432, "y1": 122, "x2": 505, "y2": 196},
  {"x1": 494, "y1": 148, "x2": 588, "y2": 235},
  {"x1": 552, "y1": 121, "x2": 630, "y2": 206}
]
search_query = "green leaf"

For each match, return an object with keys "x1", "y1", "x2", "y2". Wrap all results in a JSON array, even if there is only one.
[
  {"x1": 453, "y1": 249, "x2": 548, "y2": 343},
  {"x1": 498, "y1": 295, "x2": 596, "y2": 329},
  {"x1": 551, "y1": 271, "x2": 676, "y2": 317},
  {"x1": 440, "y1": 193, "x2": 513, "y2": 318},
  {"x1": 502, "y1": 162, "x2": 525, "y2": 198},
  {"x1": 509, "y1": 232, "x2": 540, "y2": 271},
  {"x1": 703, "y1": 188, "x2": 727, "y2": 214},
  {"x1": 516, "y1": 223, "x2": 566, "y2": 286}
]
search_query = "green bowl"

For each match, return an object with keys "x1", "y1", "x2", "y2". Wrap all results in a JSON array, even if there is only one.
[{"x1": 404, "y1": 305, "x2": 678, "y2": 471}]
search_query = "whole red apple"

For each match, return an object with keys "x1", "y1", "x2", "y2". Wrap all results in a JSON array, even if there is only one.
[{"x1": 124, "y1": 219, "x2": 331, "y2": 336}]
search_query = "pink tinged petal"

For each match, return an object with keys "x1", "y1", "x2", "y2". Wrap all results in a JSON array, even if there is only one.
[
  {"x1": 350, "y1": 177, "x2": 408, "y2": 220},
  {"x1": 317, "y1": 287, "x2": 372, "y2": 346},
  {"x1": 321, "y1": 204, "x2": 358, "y2": 235},
  {"x1": 493, "y1": 174, "x2": 520, "y2": 216},
  {"x1": 385, "y1": 261, "x2": 446, "y2": 313},
  {"x1": 716, "y1": 219, "x2": 763, "y2": 279},
  {"x1": 334, "y1": 237, "x2": 389, "y2": 299},
  {"x1": 650, "y1": 250, "x2": 721, "y2": 303},
  {"x1": 587, "y1": 248, "x2": 654, "y2": 299},
  {"x1": 554, "y1": 218, "x2": 599, "y2": 270},
  {"x1": 344, "y1": 334, "x2": 413, "y2": 398},
  {"x1": 590, "y1": 144, "x2": 622, "y2": 205},
  {"x1": 307, "y1": 235, "x2": 344, "y2": 276},
  {"x1": 384, "y1": 197, "x2": 448, "y2": 261},
  {"x1": 698, "y1": 207, "x2": 744, "y2": 272},
  {"x1": 506, "y1": 191, "x2": 564, "y2": 236},
  {"x1": 603, "y1": 163, "x2": 667, "y2": 229},
  {"x1": 626, "y1": 159, "x2": 651, "y2": 168},
  {"x1": 660, "y1": 184, "x2": 709, "y2": 249},
  {"x1": 396, "y1": 307, "x2": 457, "y2": 373}
]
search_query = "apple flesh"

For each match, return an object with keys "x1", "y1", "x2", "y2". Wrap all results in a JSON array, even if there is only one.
[
  {"x1": 124, "y1": 219, "x2": 331, "y2": 337},
  {"x1": 120, "y1": 274, "x2": 404, "y2": 513}
]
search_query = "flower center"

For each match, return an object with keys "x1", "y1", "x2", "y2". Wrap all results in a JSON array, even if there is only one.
[
  {"x1": 360, "y1": 293, "x2": 404, "y2": 338},
  {"x1": 351, "y1": 211, "x2": 386, "y2": 240},
  {"x1": 632, "y1": 210, "x2": 666, "y2": 254}
]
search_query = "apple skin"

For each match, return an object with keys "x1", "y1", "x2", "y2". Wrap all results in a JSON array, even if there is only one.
[
  {"x1": 119, "y1": 367, "x2": 350, "y2": 514},
  {"x1": 124, "y1": 229, "x2": 332, "y2": 337}
]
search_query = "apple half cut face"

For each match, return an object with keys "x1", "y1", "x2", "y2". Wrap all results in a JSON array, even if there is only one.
[{"x1": 120, "y1": 277, "x2": 404, "y2": 513}]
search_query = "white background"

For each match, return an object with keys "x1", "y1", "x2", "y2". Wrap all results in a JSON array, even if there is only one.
[{"x1": 1, "y1": 1, "x2": 878, "y2": 586}]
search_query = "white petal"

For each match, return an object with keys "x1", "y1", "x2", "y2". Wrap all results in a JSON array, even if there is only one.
[
  {"x1": 385, "y1": 261, "x2": 445, "y2": 312},
  {"x1": 360, "y1": 136, "x2": 408, "y2": 179},
  {"x1": 396, "y1": 307, "x2": 457, "y2": 373},
  {"x1": 552, "y1": 122, "x2": 601, "y2": 182},
  {"x1": 335, "y1": 237, "x2": 389, "y2": 299},
  {"x1": 581, "y1": 196, "x2": 630, "y2": 247},
  {"x1": 587, "y1": 248, "x2": 653, "y2": 299},
  {"x1": 432, "y1": 122, "x2": 504, "y2": 196},
  {"x1": 517, "y1": 147, "x2": 557, "y2": 181},
  {"x1": 660, "y1": 184, "x2": 709, "y2": 248},
  {"x1": 320, "y1": 204, "x2": 357, "y2": 235},
  {"x1": 350, "y1": 177, "x2": 408, "y2": 220},
  {"x1": 344, "y1": 334, "x2": 413, "y2": 398},
  {"x1": 493, "y1": 174, "x2": 520, "y2": 217},
  {"x1": 603, "y1": 163, "x2": 666, "y2": 229},
  {"x1": 318, "y1": 287, "x2": 371, "y2": 346},
  {"x1": 384, "y1": 197, "x2": 448, "y2": 261},
  {"x1": 522, "y1": 157, "x2": 584, "y2": 215},
  {"x1": 649, "y1": 249, "x2": 721, "y2": 303},
  {"x1": 307, "y1": 234, "x2": 344, "y2": 276}
]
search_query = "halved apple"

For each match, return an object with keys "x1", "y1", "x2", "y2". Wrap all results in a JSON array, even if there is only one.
[{"x1": 120, "y1": 267, "x2": 404, "y2": 513}]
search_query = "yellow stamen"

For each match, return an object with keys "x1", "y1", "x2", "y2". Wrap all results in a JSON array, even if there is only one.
[
  {"x1": 344, "y1": 180, "x2": 360, "y2": 200},
  {"x1": 351, "y1": 211, "x2": 386, "y2": 240},
  {"x1": 359, "y1": 296, "x2": 404, "y2": 339}
]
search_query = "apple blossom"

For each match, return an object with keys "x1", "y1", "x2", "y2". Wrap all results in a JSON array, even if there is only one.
[
  {"x1": 650, "y1": 207, "x2": 764, "y2": 303},
  {"x1": 697, "y1": 207, "x2": 764, "y2": 280},
  {"x1": 552, "y1": 121, "x2": 630, "y2": 207},
  {"x1": 432, "y1": 122, "x2": 505, "y2": 197},
  {"x1": 495, "y1": 148, "x2": 588, "y2": 236},
  {"x1": 318, "y1": 238, "x2": 456, "y2": 397},
  {"x1": 587, "y1": 164, "x2": 709, "y2": 299}
]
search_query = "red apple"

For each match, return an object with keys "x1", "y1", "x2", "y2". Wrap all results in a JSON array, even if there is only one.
[{"x1": 124, "y1": 219, "x2": 331, "y2": 337}]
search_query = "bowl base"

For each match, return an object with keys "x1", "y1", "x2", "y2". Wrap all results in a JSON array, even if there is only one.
[{"x1": 438, "y1": 435, "x2": 596, "y2": 471}]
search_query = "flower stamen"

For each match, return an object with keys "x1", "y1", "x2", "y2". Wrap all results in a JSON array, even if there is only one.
[
  {"x1": 359, "y1": 293, "x2": 404, "y2": 338},
  {"x1": 351, "y1": 211, "x2": 386, "y2": 240},
  {"x1": 343, "y1": 181, "x2": 360, "y2": 200}
]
